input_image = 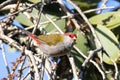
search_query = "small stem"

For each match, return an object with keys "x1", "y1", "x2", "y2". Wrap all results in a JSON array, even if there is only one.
[
  {"x1": 73, "y1": 46, "x2": 105, "y2": 80},
  {"x1": 32, "y1": 0, "x2": 44, "y2": 33},
  {"x1": 0, "y1": 40, "x2": 10, "y2": 74},
  {"x1": 21, "y1": 70, "x2": 31, "y2": 80},
  {"x1": 44, "y1": 14, "x2": 64, "y2": 34},
  {"x1": 83, "y1": 6, "x2": 114, "y2": 14},
  {"x1": 67, "y1": 53, "x2": 80, "y2": 80},
  {"x1": 18, "y1": 56, "x2": 26, "y2": 80},
  {"x1": 0, "y1": 0, "x2": 16, "y2": 9},
  {"x1": 25, "y1": 49, "x2": 40, "y2": 80},
  {"x1": 0, "y1": 2, "x2": 40, "y2": 21},
  {"x1": 111, "y1": 59, "x2": 118, "y2": 80},
  {"x1": 67, "y1": 0, "x2": 103, "y2": 71}
]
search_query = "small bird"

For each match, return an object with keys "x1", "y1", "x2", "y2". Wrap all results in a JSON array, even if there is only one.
[{"x1": 25, "y1": 32, "x2": 77, "y2": 57}]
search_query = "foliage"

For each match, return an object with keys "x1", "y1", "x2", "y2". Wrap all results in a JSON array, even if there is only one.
[{"x1": 0, "y1": 0, "x2": 120, "y2": 80}]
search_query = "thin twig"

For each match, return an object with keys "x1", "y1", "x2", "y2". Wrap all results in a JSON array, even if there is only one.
[
  {"x1": 44, "y1": 14, "x2": 64, "y2": 34},
  {"x1": 67, "y1": 0, "x2": 103, "y2": 70},
  {"x1": 111, "y1": 59, "x2": 118, "y2": 80},
  {"x1": 25, "y1": 6, "x2": 114, "y2": 30},
  {"x1": 45, "y1": 58, "x2": 54, "y2": 80},
  {"x1": 97, "y1": 0, "x2": 108, "y2": 14},
  {"x1": 90, "y1": 60, "x2": 106, "y2": 80},
  {"x1": 13, "y1": 0, "x2": 22, "y2": 12},
  {"x1": 0, "y1": 23, "x2": 11, "y2": 74},
  {"x1": 67, "y1": 53, "x2": 80, "y2": 80},
  {"x1": 0, "y1": 25, "x2": 40, "y2": 80},
  {"x1": 21, "y1": 70, "x2": 31, "y2": 80},
  {"x1": 73, "y1": 46, "x2": 106, "y2": 80},
  {"x1": 18, "y1": 56, "x2": 26, "y2": 80},
  {"x1": 25, "y1": 15, "x2": 70, "y2": 30},
  {"x1": 40, "y1": 54, "x2": 45, "y2": 80},
  {"x1": 26, "y1": 1, "x2": 44, "y2": 49},
  {"x1": 0, "y1": 4, "x2": 18, "y2": 11},
  {"x1": 0, "y1": 2, "x2": 40, "y2": 21},
  {"x1": 44, "y1": 9, "x2": 105, "y2": 79},
  {"x1": 0, "y1": 33, "x2": 22, "y2": 50},
  {"x1": 83, "y1": 6, "x2": 114, "y2": 14},
  {"x1": 0, "y1": 40, "x2": 11, "y2": 74},
  {"x1": 0, "y1": 0, "x2": 16, "y2": 9},
  {"x1": 25, "y1": 49, "x2": 40, "y2": 80},
  {"x1": 32, "y1": 0, "x2": 44, "y2": 34},
  {"x1": 60, "y1": 1, "x2": 104, "y2": 78},
  {"x1": 25, "y1": 1, "x2": 44, "y2": 79},
  {"x1": 45, "y1": 13, "x2": 79, "y2": 80},
  {"x1": 44, "y1": 11, "x2": 105, "y2": 80},
  {"x1": 67, "y1": 0, "x2": 102, "y2": 49}
]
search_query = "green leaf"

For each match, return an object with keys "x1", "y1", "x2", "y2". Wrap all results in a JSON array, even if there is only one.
[
  {"x1": 95, "y1": 25, "x2": 120, "y2": 64},
  {"x1": 75, "y1": 32, "x2": 89, "y2": 55},
  {"x1": 89, "y1": 12, "x2": 120, "y2": 29},
  {"x1": 72, "y1": 32, "x2": 90, "y2": 68},
  {"x1": 28, "y1": 0, "x2": 40, "y2": 3},
  {"x1": 15, "y1": 8, "x2": 40, "y2": 26},
  {"x1": 42, "y1": 14, "x2": 65, "y2": 33},
  {"x1": 15, "y1": 13, "x2": 33, "y2": 26}
]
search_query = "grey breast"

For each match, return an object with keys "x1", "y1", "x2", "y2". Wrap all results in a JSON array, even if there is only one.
[{"x1": 38, "y1": 35, "x2": 74, "y2": 57}]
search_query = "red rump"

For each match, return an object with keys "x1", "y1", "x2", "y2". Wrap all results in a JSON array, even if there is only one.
[{"x1": 28, "y1": 34, "x2": 41, "y2": 45}]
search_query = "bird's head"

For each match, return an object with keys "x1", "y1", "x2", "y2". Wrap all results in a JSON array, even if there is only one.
[{"x1": 65, "y1": 33, "x2": 77, "y2": 40}]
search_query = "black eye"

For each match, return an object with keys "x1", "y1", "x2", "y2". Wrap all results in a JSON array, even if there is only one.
[{"x1": 69, "y1": 35, "x2": 72, "y2": 38}]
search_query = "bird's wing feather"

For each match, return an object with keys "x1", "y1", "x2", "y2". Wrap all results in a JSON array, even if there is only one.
[{"x1": 37, "y1": 34, "x2": 63, "y2": 46}]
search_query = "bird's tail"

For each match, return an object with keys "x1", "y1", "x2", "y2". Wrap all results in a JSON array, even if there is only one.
[{"x1": 21, "y1": 29, "x2": 46, "y2": 45}]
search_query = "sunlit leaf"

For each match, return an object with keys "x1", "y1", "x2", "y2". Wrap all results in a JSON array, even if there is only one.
[
  {"x1": 15, "y1": 8, "x2": 40, "y2": 26},
  {"x1": 41, "y1": 14, "x2": 65, "y2": 33},
  {"x1": 75, "y1": 32, "x2": 89, "y2": 55},
  {"x1": 15, "y1": 13, "x2": 33, "y2": 26},
  {"x1": 72, "y1": 31, "x2": 90, "y2": 69},
  {"x1": 89, "y1": 12, "x2": 120, "y2": 29},
  {"x1": 95, "y1": 25, "x2": 120, "y2": 64},
  {"x1": 28, "y1": 0, "x2": 40, "y2": 3}
]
